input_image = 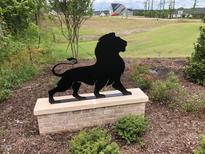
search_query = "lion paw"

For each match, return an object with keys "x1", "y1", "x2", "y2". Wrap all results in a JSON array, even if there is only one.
[
  {"x1": 49, "y1": 98, "x2": 56, "y2": 104},
  {"x1": 123, "y1": 91, "x2": 132, "y2": 95},
  {"x1": 73, "y1": 93, "x2": 87, "y2": 100},
  {"x1": 95, "y1": 94, "x2": 106, "y2": 99}
]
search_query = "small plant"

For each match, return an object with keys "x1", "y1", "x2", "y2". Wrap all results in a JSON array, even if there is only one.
[
  {"x1": 193, "y1": 136, "x2": 205, "y2": 154},
  {"x1": 130, "y1": 65, "x2": 154, "y2": 91},
  {"x1": 182, "y1": 100, "x2": 196, "y2": 113},
  {"x1": 182, "y1": 94, "x2": 205, "y2": 113},
  {"x1": 68, "y1": 128, "x2": 120, "y2": 154},
  {"x1": 0, "y1": 63, "x2": 37, "y2": 102},
  {"x1": 0, "y1": 89, "x2": 10, "y2": 102},
  {"x1": 0, "y1": 127, "x2": 7, "y2": 136},
  {"x1": 114, "y1": 115, "x2": 148, "y2": 144},
  {"x1": 149, "y1": 72, "x2": 180, "y2": 104}
]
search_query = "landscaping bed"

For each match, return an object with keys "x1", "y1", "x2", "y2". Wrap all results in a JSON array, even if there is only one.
[{"x1": 0, "y1": 58, "x2": 205, "y2": 154}]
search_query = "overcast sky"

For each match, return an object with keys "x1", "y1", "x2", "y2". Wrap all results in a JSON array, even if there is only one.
[{"x1": 93, "y1": 0, "x2": 205, "y2": 11}]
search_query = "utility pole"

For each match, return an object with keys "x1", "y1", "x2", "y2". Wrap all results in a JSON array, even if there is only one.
[
  {"x1": 192, "y1": 0, "x2": 197, "y2": 18},
  {"x1": 162, "y1": 0, "x2": 166, "y2": 18},
  {"x1": 168, "y1": 0, "x2": 173, "y2": 19},
  {"x1": 151, "y1": 0, "x2": 154, "y2": 17},
  {"x1": 144, "y1": 0, "x2": 148, "y2": 17},
  {"x1": 159, "y1": 0, "x2": 162, "y2": 18},
  {"x1": 172, "y1": 0, "x2": 175, "y2": 17}
]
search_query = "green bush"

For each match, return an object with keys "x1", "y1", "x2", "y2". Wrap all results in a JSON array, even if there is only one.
[
  {"x1": 0, "y1": 89, "x2": 10, "y2": 102},
  {"x1": 130, "y1": 65, "x2": 153, "y2": 91},
  {"x1": 0, "y1": 64, "x2": 37, "y2": 102},
  {"x1": 182, "y1": 99, "x2": 196, "y2": 113},
  {"x1": 202, "y1": 16, "x2": 205, "y2": 23},
  {"x1": 182, "y1": 94, "x2": 205, "y2": 113},
  {"x1": 149, "y1": 72, "x2": 179, "y2": 104},
  {"x1": 114, "y1": 115, "x2": 148, "y2": 144},
  {"x1": 193, "y1": 136, "x2": 205, "y2": 154},
  {"x1": 68, "y1": 128, "x2": 120, "y2": 154},
  {"x1": 0, "y1": 34, "x2": 24, "y2": 61},
  {"x1": 184, "y1": 26, "x2": 205, "y2": 86},
  {"x1": 0, "y1": 0, "x2": 35, "y2": 36},
  {"x1": 184, "y1": 62, "x2": 205, "y2": 86}
]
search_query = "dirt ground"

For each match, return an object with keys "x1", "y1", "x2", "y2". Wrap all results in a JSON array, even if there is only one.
[{"x1": 0, "y1": 58, "x2": 205, "y2": 154}]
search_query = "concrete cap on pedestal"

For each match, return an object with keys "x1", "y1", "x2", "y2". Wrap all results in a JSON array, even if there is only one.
[{"x1": 34, "y1": 88, "x2": 149, "y2": 116}]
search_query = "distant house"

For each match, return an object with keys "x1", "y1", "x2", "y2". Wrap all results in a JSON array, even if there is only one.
[
  {"x1": 173, "y1": 8, "x2": 204, "y2": 18},
  {"x1": 93, "y1": 10, "x2": 109, "y2": 16},
  {"x1": 173, "y1": 8, "x2": 184, "y2": 18},
  {"x1": 110, "y1": 3, "x2": 133, "y2": 16}
]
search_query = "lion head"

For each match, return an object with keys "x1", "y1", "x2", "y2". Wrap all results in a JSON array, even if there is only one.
[{"x1": 95, "y1": 33, "x2": 127, "y2": 61}]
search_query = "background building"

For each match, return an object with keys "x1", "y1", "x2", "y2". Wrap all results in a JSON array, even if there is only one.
[
  {"x1": 173, "y1": 8, "x2": 204, "y2": 18},
  {"x1": 110, "y1": 3, "x2": 133, "y2": 16}
]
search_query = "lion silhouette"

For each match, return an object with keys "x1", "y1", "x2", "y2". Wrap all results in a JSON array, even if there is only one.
[{"x1": 48, "y1": 32, "x2": 132, "y2": 104}]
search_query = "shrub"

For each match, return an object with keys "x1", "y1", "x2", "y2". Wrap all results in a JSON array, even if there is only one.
[
  {"x1": 0, "y1": 34, "x2": 24, "y2": 61},
  {"x1": 0, "y1": 64, "x2": 37, "y2": 102},
  {"x1": 149, "y1": 72, "x2": 179, "y2": 104},
  {"x1": 0, "y1": 89, "x2": 10, "y2": 103},
  {"x1": 130, "y1": 65, "x2": 153, "y2": 91},
  {"x1": 68, "y1": 128, "x2": 120, "y2": 154},
  {"x1": 182, "y1": 99, "x2": 196, "y2": 113},
  {"x1": 184, "y1": 62, "x2": 205, "y2": 86},
  {"x1": 193, "y1": 136, "x2": 205, "y2": 154},
  {"x1": 202, "y1": 16, "x2": 205, "y2": 23},
  {"x1": 184, "y1": 26, "x2": 205, "y2": 86},
  {"x1": 114, "y1": 115, "x2": 148, "y2": 144},
  {"x1": 0, "y1": 0, "x2": 35, "y2": 36},
  {"x1": 182, "y1": 94, "x2": 205, "y2": 113}
]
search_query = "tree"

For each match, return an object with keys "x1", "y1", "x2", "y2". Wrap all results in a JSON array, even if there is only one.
[
  {"x1": 144, "y1": 0, "x2": 148, "y2": 16},
  {"x1": 162, "y1": 0, "x2": 166, "y2": 18},
  {"x1": 151, "y1": 0, "x2": 154, "y2": 17},
  {"x1": 23, "y1": 23, "x2": 39, "y2": 64},
  {"x1": 0, "y1": 0, "x2": 36, "y2": 36},
  {"x1": 202, "y1": 8, "x2": 205, "y2": 23},
  {"x1": 168, "y1": 0, "x2": 175, "y2": 19},
  {"x1": 49, "y1": 0, "x2": 93, "y2": 59},
  {"x1": 184, "y1": 26, "x2": 205, "y2": 86},
  {"x1": 34, "y1": 0, "x2": 47, "y2": 48}
]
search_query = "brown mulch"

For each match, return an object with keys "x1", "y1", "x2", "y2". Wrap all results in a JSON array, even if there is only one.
[{"x1": 0, "y1": 58, "x2": 205, "y2": 154}]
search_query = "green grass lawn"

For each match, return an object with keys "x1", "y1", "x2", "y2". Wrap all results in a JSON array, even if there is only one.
[
  {"x1": 50, "y1": 17, "x2": 203, "y2": 59},
  {"x1": 125, "y1": 22, "x2": 202, "y2": 57}
]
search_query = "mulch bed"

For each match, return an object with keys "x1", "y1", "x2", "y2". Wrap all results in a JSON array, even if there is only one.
[{"x1": 0, "y1": 58, "x2": 205, "y2": 154}]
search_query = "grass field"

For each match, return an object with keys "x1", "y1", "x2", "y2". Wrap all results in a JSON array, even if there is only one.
[{"x1": 46, "y1": 17, "x2": 203, "y2": 59}]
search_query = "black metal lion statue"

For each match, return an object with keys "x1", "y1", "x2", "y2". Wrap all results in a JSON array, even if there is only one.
[{"x1": 48, "y1": 32, "x2": 132, "y2": 103}]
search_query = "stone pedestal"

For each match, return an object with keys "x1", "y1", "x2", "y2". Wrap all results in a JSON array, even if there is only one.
[{"x1": 34, "y1": 88, "x2": 149, "y2": 134}]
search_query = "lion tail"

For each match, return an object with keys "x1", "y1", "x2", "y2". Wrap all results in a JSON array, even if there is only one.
[{"x1": 52, "y1": 58, "x2": 78, "y2": 77}]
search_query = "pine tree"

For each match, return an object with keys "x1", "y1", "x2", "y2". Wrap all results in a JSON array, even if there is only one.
[
  {"x1": 184, "y1": 26, "x2": 205, "y2": 85},
  {"x1": 192, "y1": 26, "x2": 205, "y2": 63}
]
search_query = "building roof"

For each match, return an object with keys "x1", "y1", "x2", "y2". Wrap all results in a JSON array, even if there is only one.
[{"x1": 111, "y1": 3, "x2": 125, "y2": 12}]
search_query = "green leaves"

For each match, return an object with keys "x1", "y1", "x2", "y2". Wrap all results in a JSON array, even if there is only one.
[
  {"x1": 68, "y1": 128, "x2": 120, "y2": 154},
  {"x1": 184, "y1": 26, "x2": 205, "y2": 86},
  {"x1": 193, "y1": 136, "x2": 205, "y2": 154},
  {"x1": 129, "y1": 65, "x2": 153, "y2": 91},
  {"x1": 115, "y1": 115, "x2": 148, "y2": 144},
  {"x1": 0, "y1": 0, "x2": 36, "y2": 35},
  {"x1": 49, "y1": 0, "x2": 93, "y2": 58},
  {"x1": 149, "y1": 72, "x2": 180, "y2": 104}
]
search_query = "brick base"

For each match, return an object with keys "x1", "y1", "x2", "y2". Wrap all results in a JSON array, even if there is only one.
[{"x1": 34, "y1": 88, "x2": 148, "y2": 134}]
